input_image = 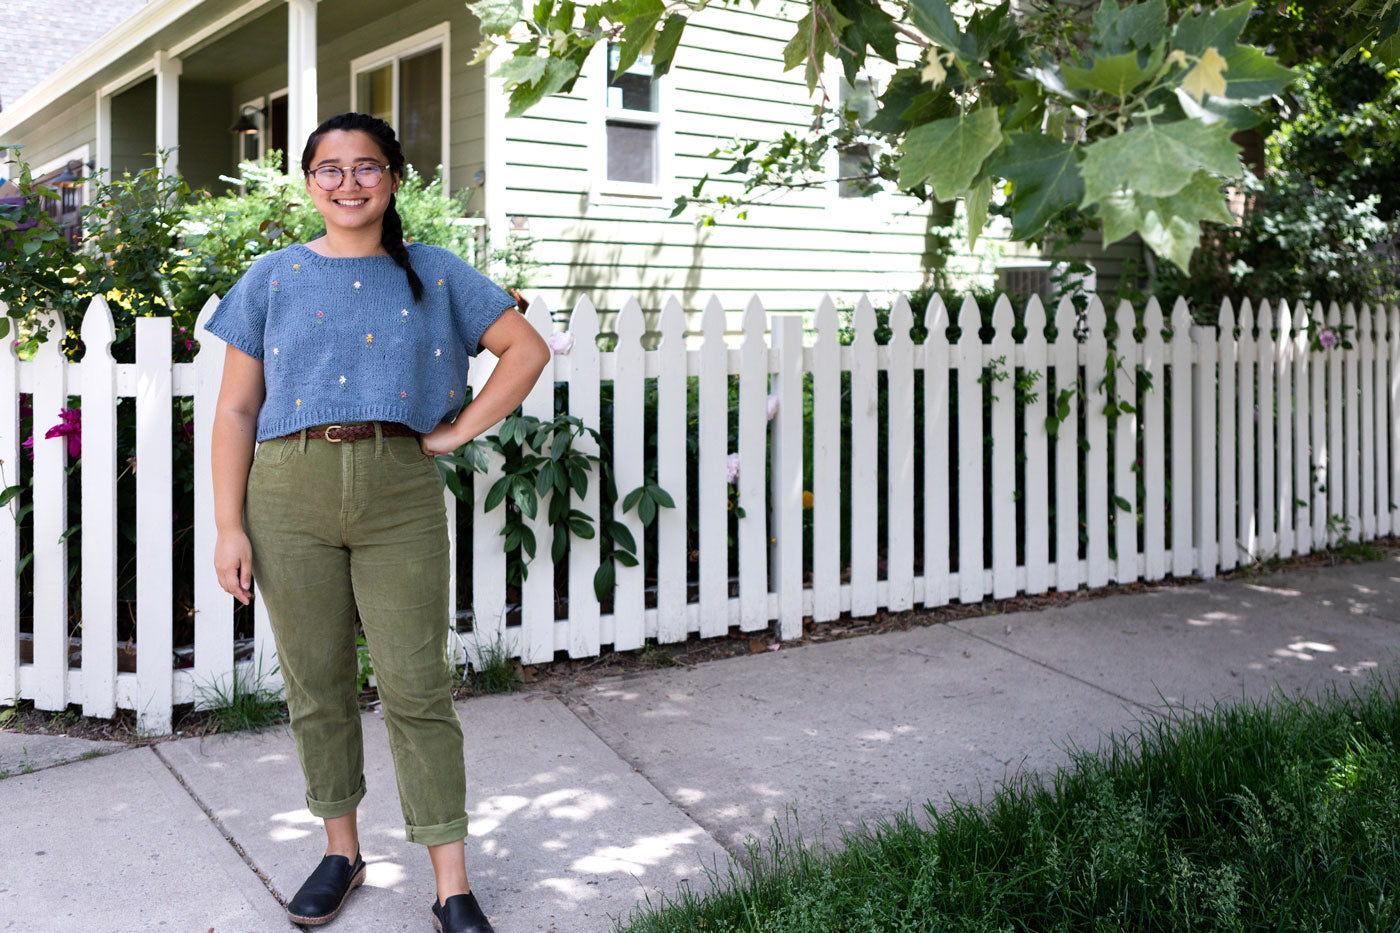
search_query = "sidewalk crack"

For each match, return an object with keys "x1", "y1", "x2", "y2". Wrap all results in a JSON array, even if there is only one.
[{"x1": 948, "y1": 625, "x2": 1153, "y2": 712}]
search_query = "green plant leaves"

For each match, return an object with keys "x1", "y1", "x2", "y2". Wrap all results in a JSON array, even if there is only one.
[
  {"x1": 1080, "y1": 119, "x2": 1242, "y2": 206},
  {"x1": 909, "y1": 0, "x2": 960, "y2": 50},
  {"x1": 467, "y1": 0, "x2": 524, "y2": 33},
  {"x1": 505, "y1": 57, "x2": 579, "y2": 118},
  {"x1": 1098, "y1": 170, "x2": 1235, "y2": 271},
  {"x1": 1062, "y1": 49, "x2": 1161, "y2": 97},
  {"x1": 991, "y1": 133, "x2": 1084, "y2": 240},
  {"x1": 896, "y1": 107, "x2": 1002, "y2": 201}
]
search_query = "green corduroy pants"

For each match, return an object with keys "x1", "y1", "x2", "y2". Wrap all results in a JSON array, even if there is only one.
[{"x1": 244, "y1": 420, "x2": 468, "y2": 846}]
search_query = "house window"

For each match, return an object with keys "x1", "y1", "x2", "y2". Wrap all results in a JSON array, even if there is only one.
[
  {"x1": 236, "y1": 92, "x2": 288, "y2": 171},
  {"x1": 352, "y1": 25, "x2": 448, "y2": 183},
  {"x1": 837, "y1": 76, "x2": 879, "y2": 199},
  {"x1": 36, "y1": 162, "x2": 85, "y2": 246},
  {"x1": 604, "y1": 43, "x2": 662, "y2": 190}
]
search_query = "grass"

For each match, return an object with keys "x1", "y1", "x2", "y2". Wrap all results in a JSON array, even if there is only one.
[
  {"x1": 462, "y1": 629, "x2": 525, "y2": 694},
  {"x1": 188, "y1": 649, "x2": 286, "y2": 733},
  {"x1": 614, "y1": 675, "x2": 1400, "y2": 932}
]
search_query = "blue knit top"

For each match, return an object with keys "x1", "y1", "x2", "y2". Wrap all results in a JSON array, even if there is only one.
[{"x1": 203, "y1": 242, "x2": 517, "y2": 442}]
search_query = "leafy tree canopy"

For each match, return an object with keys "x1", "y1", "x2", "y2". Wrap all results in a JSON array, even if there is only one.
[{"x1": 461, "y1": 0, "x2": 1392, "y2": 271}]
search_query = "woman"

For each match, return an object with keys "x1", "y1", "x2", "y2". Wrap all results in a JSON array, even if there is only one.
[{"x1": 207, "y1": 112, "x2": 549, "y2": 932}]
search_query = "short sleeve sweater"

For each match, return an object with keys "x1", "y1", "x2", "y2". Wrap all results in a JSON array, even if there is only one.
[{"x1": 203, "y1": 242, "x2": 517, "y2": 442}]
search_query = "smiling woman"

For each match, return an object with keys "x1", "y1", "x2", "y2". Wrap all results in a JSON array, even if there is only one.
[{"x1": 203, "y1": 112, "x2": 549, "y2": 933}]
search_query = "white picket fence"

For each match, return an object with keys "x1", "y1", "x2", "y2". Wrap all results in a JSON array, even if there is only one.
[{"x1": 1, "y1": 291, "x2": 1397, "y2": 733}]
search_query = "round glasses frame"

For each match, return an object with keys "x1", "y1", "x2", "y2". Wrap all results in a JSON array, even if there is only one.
[{"x1": 307, "y1": 163, "x2": 390, "y2": 190}]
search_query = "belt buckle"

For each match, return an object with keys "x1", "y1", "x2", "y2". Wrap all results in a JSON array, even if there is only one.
[{"x1": 324, "y1": 424, "x2": 345, "y2": 442}]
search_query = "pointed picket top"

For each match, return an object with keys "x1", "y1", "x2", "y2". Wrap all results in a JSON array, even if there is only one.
[
  {"x1": 701, "y1": 293, "x2": 727, "y2": 338},
  {"x1": 1239, "y1": 297, "x2": 1255, "y2": 336},
  {"x1": 1358, "y1": 303, "x2": 1373, "y2": 342},
  {"x1": 1114, "y1": 299, "x2": 1135, "y2": 349},
  {"x1": 1053, "y1": 294, "x2": 1076, "y2": 342},
  {"x1": 1219, "y1": 296, "x2": 1235, "y2": 335},
  {"x1": 1171, "y1": 296, "x2": 1191, "y2": 336},
  {"x1": 616, "y1": 295, "x2": 644, "y2": 345},
  {"x1": 1261, "y1": 300, "x2": 1278, "y2": 341},
  {"x1": 1277, "y1": 299, "x2": 1293, "y2": 343},
  {"x1": 1085, "y1": 295, "x2": 1106, "y2": 343},
  {"x1": 1292, "y1": 298, "x2": 1307, "y2": 337},
  {"x1": 1142, "y1": 296, "x2": 1163, "y2": 341},
  {"x1": 1327, "y1": 301, "x2": 1341, "y2": 330},
  {"x1": 889, "y1": 293, "x2": 913, "y2": 347},
  {"x1": 1023, "y1": 294, "x2": 1046, "y2": 348},
  {"x1": 922, "y1": 292, "x2": 948, "y2": 346},
  {"x1": 853, "y1": 294, "x2": 877, "y2": 344},
  {"x1": 80, "y1": 294, "x2": 116, "y2": 349},
  {"x1": 956, "y1": 293, "x2": 980, "y2": 343},
  {"x1": 742, "y1": 293, "x2": 767, "y2": 343},
  {"x1": 990, "y1": 293, "x2": 1013, "y2": 341},
  {"x1": 192, "y1": 292, "x2": 220, "y2": 336},
  {"x1": 815, "y1": 293, "x2": 839, "y2": 345},
  {"x1": 525, "y1": 292, "x2": 552, "y2": 334},
  {"x1": 34, "y1": 306, "x2": 66, "y2": 361},
  {"x1": 570, "y1": 292, "x2": 599, "y2": 340},
  {"x1": 659, "y1": 295, "x2": 686, "y2": 346}
]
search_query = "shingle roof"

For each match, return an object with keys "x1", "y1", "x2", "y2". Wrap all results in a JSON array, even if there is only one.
[{"x1": 0, "y1": 0, "x2": 151, "y2": 112}]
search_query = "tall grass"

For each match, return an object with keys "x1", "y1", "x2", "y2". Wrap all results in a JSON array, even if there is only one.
[{"x1": 617, "y1": 676, "x2": 1400, "y2": 931}]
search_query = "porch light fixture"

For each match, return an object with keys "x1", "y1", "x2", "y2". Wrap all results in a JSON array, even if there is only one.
[
  {"x1": 229, "y1": 104, "x2": 265, "y2": 135},
  {"x1": 53, "y1": 158, "x2": 96, "y2": 187}
]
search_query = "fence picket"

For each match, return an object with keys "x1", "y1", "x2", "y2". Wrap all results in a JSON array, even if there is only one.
[
  {"x1": 956, "y1": 296, "x2": 984, "y2": 603},
  {"x1": 1292, "y1": 301, "x2": 1311, "y2": 552},
  {"x1": 886, "y1": 296, "x2": 915, "y2": 610},
  {"x1": 1360, "y1": 305, "x2": 1377, "y2": 539},
  {"x1": 1391, "y1": 304, "x2": 1400, "y2": 531},
  {"x1": 1327, "y1": 302, "x2": 1344, "y2": 542},
  {"x1": 1238, "y1": 299, "x2": 1257, "y2": 561},
  {"x1": 82, "y1": 297, "x2": 120, "y2": 717},
  {"x1": 32, "y1": 308, "x2": 69, "y2": 714},
  {"x1": 738, "y1": 297, "x2": 769, "y2": 631},
  {"x1": 922, "y1": 295, "x2": 950, "y2": 606},
  {"x1": 1256, "y1": 301, "x2": 1276, "y2": 558},
  {"x1": 1217, "y1": 300, "x2": 1237, "y2": 571},
  {"x1": 1084, "y1": 298, "x2": 1111, "y2": 588},
  {"x1": 1170, "y1": 299, "x2": 1194, "y2": 577},
  {"x1": 1192, "y1": 318, "x2": 1218, "y2": 576},
  {"x1": 1143, "y1": 299, "x2": 1167, "y2": 580},
  {"x1": 134, "y1": 316, "x2": 172, "y2": 733},
  {"x1": 1051, "y1": 297, "x2": 1080, "y2": 592},
  {"x1": 770, "y1": 313, "x2": 804, "y2": 639},
  {"x1": 520, "y1": 297, "x2": 556, "y2": 665},
  {"x1": 611, "y1": 298, "x2": 646, "y2": 650},
  {"x1": 1344, "y1": 303, "x2": 1362, "y2": 539},
  {"x1": 469, "y1": 349, "x2": 507, "y2": 657},
  {"x1": 655, "y1": 297, "x2": 688, "y2": 643},
  {"x1": 812, "y1": 296, "x2": 842, "y2": 619},
  {"x1": 989, "y1": 296, "x2": 1016, "y2": 598},
  {"x1": 567, "y1": 296, "x2": 601, "y2": 656},
  {"x1": 698, "y1": 296, "x2": 728, "y2": 637},
  {"x1": 1276, "y1": 301, "x2": 1294, "y2": 556},
  {"x1": 1315, "y1": 303, "x2": 1331, "y2": 549},
  {"x1": 1022, "y1": 296, "x2": 1050, "y2": 594},
  {"x1": 1112, "y1": 300, "x2": 1138, "y2": 584},
  {"x1": 851, "y1": 297, "x2": 879, "y2": 615},
  {"x1": 0, "y1": 300, "x2": 17, "y2": 706},
  {"x1": 1374, "y1": 305, "x2": 1391, "y2": 537}
]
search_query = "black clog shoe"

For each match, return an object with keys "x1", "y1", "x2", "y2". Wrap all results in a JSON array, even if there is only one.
[
  {"x1": 285, "y1": 851, "x2": 366, "y2": 926},
  {"x1": 431, "y1": 890, "x2": 495, "y2": 933}
]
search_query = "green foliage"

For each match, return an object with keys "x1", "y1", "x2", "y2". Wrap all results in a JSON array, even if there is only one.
[
  {"x1": 465, "y1": 629, "x2": 525, "y2": 693},
  {"x1": 0, "y1": 147, "x2": 85, "y2": 341},
  {"x1": 468, "y1": 0, "x2": 1309, "y2": 270},
  {"x1": 187, "y1": 649, "x2": 285, "y2": 733}
]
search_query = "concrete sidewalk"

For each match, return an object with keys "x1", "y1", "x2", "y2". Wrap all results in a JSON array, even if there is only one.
[{"x1": 3, "y1": 553, "x2": 1398, "y2": 932}]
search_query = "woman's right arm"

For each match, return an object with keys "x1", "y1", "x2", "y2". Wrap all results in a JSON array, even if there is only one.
[{"x1": 211, "y1": 344, "x2": 266, "y2": 606}]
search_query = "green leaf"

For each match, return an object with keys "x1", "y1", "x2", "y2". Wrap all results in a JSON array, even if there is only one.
[
  {"x1": 609, "y1": 520, "x2": 637, "y2": 552},
  {"x1": 638, "y1": 494, "x2": 656, "y2": 526},
  {"x1": 548, "y1": 0, "x2": 575, "y2": 31},
  {"x1": 568, "y1": 517, "x2": 595, "y2": 538},
  {"x1": 1091, "y1": 0, "x2": 1167, "y2": 55},
  {"x1": 1218, "y1": 45, "x2": 1295, "y2": 104},
  {"x1": 551, "y1": 429, "x2": 570, "y2": 461},
  {"x1": 1171, "y1": 2, "x2": 1249, "y2": 57},
  {"x1": 648, "y1": 485, "x2": 675, "y2": 509},
  {"x1": 990, "y1": 133, "x2": 1084, "y2": 240},
  {"x1": 1079, "y1": 119, "x2": 1241, "y2": 207},
  {"x1": 965, "y1": 176, "x2": 991, "y2": 252},
  {"x1": 552, "y1": 526, "x2": 569, "y2": 562},
  {"x1": 593, "y1": 559, "x2": 615, "y2": 600},
  {"x1": 1062, "y1": 50, "x2": 1159, "y2": 97},
  {"x1": 909, "y1": 0, "x2": 960, "y2": 50},
  {"x1": 506, "y1": 57, "x2": 579, "y2": 118},
  {"x1": 518, "y1": 523, "x2": 537, "y2": 559},
  {"x1": 622, "y1": 486, "x2": 644, "y2": 512},
  {"x1": 1113, "y1": 495, "x2": 1133, "y2": 512},
  {"x1": 0, "y1": 484, "x2": 22, "y2": 508},
  {"x1": 613, "y1": 0, "x2": 666, "y2": 78},
  {"x1": 467, "y1": 0, "x2": 523, "y2": 33},
  {"x1": 532, "y1": 0, "x2": 553, "y2": 25},
  {"x1": 651, "y1": 14, "x2": 687, "y2": 77},
  {"x1": 493, "y1": 55, "x2": 549, "y2": 90},
  {"x1": 896, "y1": 107, "x2": 1003, "y2": 201},
  {"x1": 1098, "y1": 170, "x2": 1234, "y2": 272},
  {"x1": 613, "y1": 551, "x2": 639, "y2": 568}
]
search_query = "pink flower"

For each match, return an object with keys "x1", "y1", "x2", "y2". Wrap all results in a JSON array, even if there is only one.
[
  {"x1": 726, "y1": 452, "x2": 741, "y2": 485},
  {"x1": 766, "y1": 394, "x2": 780, "y2": 420},
  {"x1": 1319, "y1": 329, "x2": 1338, "y2": 348},
  {"x1": 547, "y1": 332, "x2": 574, "y2": 355},
  {"x1": 42, "y1": 407, "x2": 81, "y2": 459}
]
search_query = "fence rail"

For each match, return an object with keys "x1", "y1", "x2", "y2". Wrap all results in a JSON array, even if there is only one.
[{"x1": 2, "y1": 291, "x2": 1396, "y2": 732}]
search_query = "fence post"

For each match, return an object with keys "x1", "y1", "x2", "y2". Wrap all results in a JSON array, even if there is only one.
[
  {"x1": 519, "y1": 295, "x2": 555, "y2": 665},
  {"x1": 134, "y1": 315, "x2": 173, "y2": 734},
  {"x1": 1022, "y1": 296, "x2": 1050, "y2": 595},
  {"x1": 812, "y1": 296, "x2": 842, "y2": 619},
  {"x1": 83, "y1": 296, "x2": 120, "y2": 718},
  {"x1": 698, "y1": 295, "x2": 728, "y2": 638},
  {"x1": 989, "y1": 296, "x2": 1016, "y2": 599},
  {"x1": 655, "y1": 297, "x2": 688, "y2": 643},
  {"x1": 1084, "y1": 298, "x2": 1110, "y2": 588},
  {"x1": 0, "y1": 300, "x2": 19, "y2": 707},
  {"x1": 1276, "y1": 300, "x2": 1294, "y2": 556},
  {"x1": 1292, "y1": 300, "x2": 1312, "y2": 552},
  {"x1": 567, "y1": 296, "x2": 601, "y2": 657},
  {"x1": 32, "y1": 307, "x2": 69, "y2": 713},
  {"x1": 611, "y1": 297, "x2": 645, "y2": 651},
  {"x1": 1112, "y1": 299, "x2": 1138, "y2": 585},
  {"x1": 1360, "y1": 304, "x2": 1377, "y2": 539},
  {"x1": 1238, "y1": 299, "x2": 1258, "y2": 561},
  {"x1": 1170, "y1": 298, "x2": 1194, "y2": 577},
  {"x1": 850, "y1": 297, "x2": 878, "y2": 616},
  {"x1": 1217, "y1": 299, "x2": 1237, "y2": 570},
  {"x1": 955, "y1": 295, "x2": 984, "y2": 603},
  {"x1": 921, "y1": 295, "x2": 950, "y2": 606},
  {"x1": 769, "y1": 313, "x2": 803, "y2": 639},
  {"x1": 886, "y1": 296, "x2": 915, "y2": 610},
  {"x1": 469, "y1": 341, "x2": 508, "y2": 659},
  {"x1": 1051, "y1": 297, "x2": 1080, "y2": 592},
  {"x1": 1192, "y1": 315, "x2": 1218, "y2": 577},
  {"x1": 738, "y1": 296, "x2": 768, "y2": 631}
]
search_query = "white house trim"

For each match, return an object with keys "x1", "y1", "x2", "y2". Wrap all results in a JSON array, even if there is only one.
[
  {"x1": 348, "y1": 21, "x2": 451, "y2": 189},
  {"x1": 95, "y1": 92, "x2": 111, "y2": 183},
  {"x1": 154, "y1": 51, "x2": 182, "y2": 177},
  {"x1": 170, "y1": 0, "x2": 280, "y2": 59},
  {"x1": 589, "y1": 46, "x2": 675, "y2": 209},
  {"x1": 482, "y1": 44, "x2": 509, "y2": 281},
  {"x1": 287, "y1": 0, "x2": 320, "y2": 156}
]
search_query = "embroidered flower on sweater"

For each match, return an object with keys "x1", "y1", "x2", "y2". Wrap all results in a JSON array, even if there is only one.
[
  {"x1": 400, "y1": 390, "x2": 408, "y2": 399},
  {"x1": 339, "y1": 375, "x2": 347, "y2": 390},
  {"x1": 316, "y1": 309, "x2": 325, "y2": 324},
  {"x1": 434, "y1": 348, "x2": 442, "y2": 363},
  {"x1": 400, "y1": 308, "x2": 409, "y2": 324},
  {"x1": 353, "y1": 281, "x2": 362, "y2": 294},
  {"x1": 365, "y1": 333, "x2": 374, "y2": 348},
  {"x1": 449, "y1": 389, "x2": 455, "y2": 399},
  {"x1": 271, "y1": 280, "x2": 281, "y2": 293},
  {"x1": 292, "y1": 263, "x2": 301, "y2": 273},
  {"x1": 295, "y1": 398, "x2": 302, "y2": 408},
  {"x1": 272, "y1": 347, "x2": 279, "y2": 361},
  {"x1": 437, "y1": 278, "x2": 445, "y2": 289}
]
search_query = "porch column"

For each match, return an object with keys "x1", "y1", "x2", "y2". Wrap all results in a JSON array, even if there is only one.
[
  {"x1": 287, "y1": 0, "x2": 319, "y2": 156},
  {"x1": 154, "y1": 51, "x2": 181, "y2": 176},
  {"x1": 94, "y1": 91, "x2": 111, "y2": 181}
]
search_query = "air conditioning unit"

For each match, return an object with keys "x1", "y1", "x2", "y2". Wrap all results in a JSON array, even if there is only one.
[{"x1": 996, "y1": 261, "x2": 1097, "y2": 302}]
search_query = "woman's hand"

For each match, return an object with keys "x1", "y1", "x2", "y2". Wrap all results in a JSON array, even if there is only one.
[
  {"x1": 215, "y1": 529, "x2": 255, "y2": 606},
  {"x1": 419, "y1": 421, "x2": 471, "y2": 456}
]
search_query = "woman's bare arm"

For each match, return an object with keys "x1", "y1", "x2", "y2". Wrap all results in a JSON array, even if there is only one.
[
  {"x1": 421, "y1": 308, "x2": 551, "y2": 454},
  {"x1": 211, "y1": 345, "x2": 266, "y2": 605}
]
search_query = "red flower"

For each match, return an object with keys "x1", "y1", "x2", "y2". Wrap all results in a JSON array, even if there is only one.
[{"x1": 41, "y1": 407, "x2": 81, "y2": 459}]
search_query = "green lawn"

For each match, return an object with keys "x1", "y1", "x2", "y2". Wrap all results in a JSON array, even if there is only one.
[{"x1": 617, "y1": 675, "x2": 1400, "y2": 932}]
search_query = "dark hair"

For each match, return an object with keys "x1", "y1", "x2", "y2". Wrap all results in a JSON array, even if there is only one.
[{"x1": 301, "y1": 112, "x2": 424, "y2": 302}]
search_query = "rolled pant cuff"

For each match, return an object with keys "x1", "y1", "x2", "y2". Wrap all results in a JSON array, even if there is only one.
[
  {"x1": 306, "y1": 775, "x2": 367, "y2": 820},
  {"x1": 404, "y1": 815, "x2": 469, "y2": 847}
]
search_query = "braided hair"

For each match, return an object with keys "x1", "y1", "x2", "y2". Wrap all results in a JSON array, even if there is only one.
[{"x1": 301, "y1": 112, "x2": 425, "y2": 302}]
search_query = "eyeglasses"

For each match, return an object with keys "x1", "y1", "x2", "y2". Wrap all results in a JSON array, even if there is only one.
[{"x1": 307, "y1": 163, "x2": 390, "y2": 190}]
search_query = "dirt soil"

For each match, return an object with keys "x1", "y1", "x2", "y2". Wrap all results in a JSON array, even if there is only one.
[{"x1": 5, "y1": 538, "x2": 1394, "y2": 746}]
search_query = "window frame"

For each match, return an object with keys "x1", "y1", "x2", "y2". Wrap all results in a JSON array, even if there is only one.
[
  {"x1": 34, "y1": 144, "x2": 91, "y2": 245},
  {"x1": 824, "y1": 61, "x2": 898, "y2": 215},
  {"x1": 349, "y1": 22, "x2": 452, "y2": 189},
  {"x1": 589, "y1": 43, "x2": 675, "y2": 207}
]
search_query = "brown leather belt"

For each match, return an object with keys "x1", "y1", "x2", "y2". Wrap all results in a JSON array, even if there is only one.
[{"x1": 276, "y1": 422, "x2": 419, "y2": 442}]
